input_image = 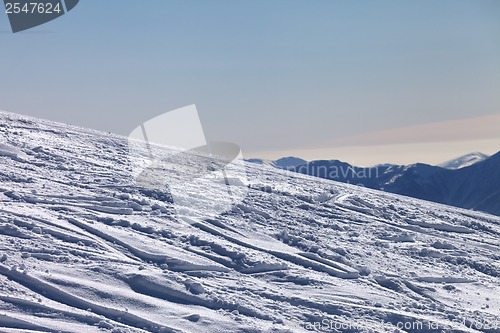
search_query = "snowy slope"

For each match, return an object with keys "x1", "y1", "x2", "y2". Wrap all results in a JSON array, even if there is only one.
[
  {"x1": 438, "y1": 153, "x2": 490, "y2": 170},
  {"x1": 0, "y1": 111, "x2": 499, "y2": 333}
]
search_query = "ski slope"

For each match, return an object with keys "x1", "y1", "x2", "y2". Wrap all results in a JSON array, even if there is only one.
[{"x1": 0, "y1": 111, "x2": 499, "y2": 333}]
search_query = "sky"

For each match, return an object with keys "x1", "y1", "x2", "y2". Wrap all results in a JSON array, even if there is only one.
[{"x1": 0, "y1": 0, "x2": 499, "y2": 166}]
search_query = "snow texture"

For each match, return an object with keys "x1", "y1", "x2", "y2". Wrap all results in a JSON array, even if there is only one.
[{"x1": 0, "y1": 111, "x2": 499, "y2": 332}]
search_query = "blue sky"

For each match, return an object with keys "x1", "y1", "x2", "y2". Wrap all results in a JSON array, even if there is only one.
[{"x1": 0, "y1": 0, "x2": 499, "y2": 165}]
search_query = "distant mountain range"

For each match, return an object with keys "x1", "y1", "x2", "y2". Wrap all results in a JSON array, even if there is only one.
[
  {"x1": 246, "y1": 156, "x2": 307, "y2": 169},
  {"x1": 248, "y1": 152, "x2": 500, "y2": 216}
]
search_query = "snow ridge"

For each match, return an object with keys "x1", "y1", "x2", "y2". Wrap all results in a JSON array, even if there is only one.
[{"x1": 438, "y1": 152, "x2": 490, "y2": 170}]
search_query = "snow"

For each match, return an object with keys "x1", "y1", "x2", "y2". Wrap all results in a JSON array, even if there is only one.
[
  {"x1": 0, "y1": 111, "x2": 499, "y2": 332},
  {"x1": 438, "y1": 152, "x2": 490, "y2": 170}
]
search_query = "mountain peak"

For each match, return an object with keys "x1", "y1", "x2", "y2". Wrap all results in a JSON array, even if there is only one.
[
  {"x1": 273, "y1": 156, "x2": 307, "y2": 168},
  {"x1": 438, "y1": 152, "x2": 489, "y2": 170}
]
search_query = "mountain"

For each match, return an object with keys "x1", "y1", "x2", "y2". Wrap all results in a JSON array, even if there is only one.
[
  {"x1": 438, "y1": 152, "x2": 489, "y2": 169},
  {"x1": 381, "y1": 156, "x2": 500, "y2": 215},
  {"x1": 274, "y1": 156, "x2": 307, "y2": 169},
  {"x1": 0, "y1": 111, "x2": 499, "y2": 332},
  {"x1": 253, "y1": 153, "x2": 500, "y2": 216},
  {"x1": 245, "y1": 156, "x2": 307, "y2": 170}
]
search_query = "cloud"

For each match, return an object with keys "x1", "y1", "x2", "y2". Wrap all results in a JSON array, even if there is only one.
[
  {"x1": 323, "y1": 113, "x2": 500, "y2": 147},
  {"x1": 247, "y1": 114, "x2": 500, "y2": 166}
]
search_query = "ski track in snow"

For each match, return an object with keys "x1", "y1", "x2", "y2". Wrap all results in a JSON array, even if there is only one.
[{"x1": 0, "y1": 111, "x2": 499, "y2": 332}]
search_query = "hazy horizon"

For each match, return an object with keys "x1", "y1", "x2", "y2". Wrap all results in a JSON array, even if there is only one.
[
  {"x1": 1, "y1": 107, "x2": 498, "y2": 167},
  {"x1": 1, "y1": 0, "x2": 499, "y2": 164},
  {"x1": 247, "y1": 140, "x2": 499, "y2": 167},
  {"x1": 247, "y1": 113, "x2": 500, "y2": 166}
]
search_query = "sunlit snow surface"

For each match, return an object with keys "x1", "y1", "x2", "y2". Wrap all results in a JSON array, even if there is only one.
[{"x1": 0, "y1": 111, "x2": 499, "y2": 333}]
